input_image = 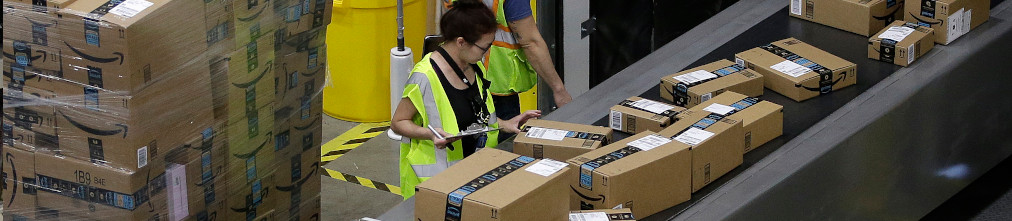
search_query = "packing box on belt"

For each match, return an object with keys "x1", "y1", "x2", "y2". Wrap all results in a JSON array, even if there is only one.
[
  {"x1": 869, "y1": 21, "x2": 936, "y2": 66},
  {"x1": 905, "y1": 0, "x2": 990, "y2": 45},
  {"x1": 789, "y1": 0, "x2": 906, "y2": 36},
  {"x1": 679, "y1": 92, "x2": 783, "y2": 154},
  {"x1": 415, "y1": 148, "x2": 574, "y2": 221},
  {"x1": 569, "y1": 209, "x2": 637, "y2": 221},
  {"x1": 659, "y1": 59, "x2": 764, "y2": 108},
  {"x1": 34, "y1": 153, "x2": 169, "y2": 220},
  {"x1": 567, "y1": 132, "x2": 691, "y2": 218},
  {"x1": 3, "y1": 39, "x2": 64, "y2": 73},
  {"x1": 658, "y1": 107, "x2": 744, "y2": 193},
  {"x1": 2, "y1": 146, "x2": 40, "y2": 220},
  {"x1": 735, "y1": 38, "x2": 858, "y2": 102},
  {"x1": 608, "y1": 97, "x2": 686, "y2": 135},
  {"x1": 514, "y1": 119, "x2": 613, "y2": 161},
  {"x1": 57, "y1": 0, "x2": 208, "y2": 93}
]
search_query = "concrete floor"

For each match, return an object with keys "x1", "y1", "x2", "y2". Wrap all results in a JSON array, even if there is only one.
[{"x1": 320, "y1": 115, "x2": 404, "y2": 220}]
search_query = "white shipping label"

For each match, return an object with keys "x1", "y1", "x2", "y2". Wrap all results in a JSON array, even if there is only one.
[
  {"x1": 963, "y1": 9, "x2": 972, "y2": 36},
  {"x1": 673, "y1": 70, "x2": 718, "y2": 84},
  {"x1": 790, "y1": 0, "x2": 802, "y2": 16},
  {"x1": 110, "y1": 0, "x2": 154, "y2": 18},
  {"x1": 569, "y1": 212, "x2": 610, "y2": 221},
  {"x1": 610, "y1": 110, "x2": 623, "y2": 131},
  {"x1": 525, "y1": 159, "x2": 568, "y2": 177},
  {"x1": 735, "y1": 57, "x2": 746, "y2": 67},
  {"x1": 701, "y1": 92, "x2": 713, "y2": 102},
  {"x1": 770, "y1": 60, "x2": 812, "y2": 78},
  {"x1": 631, "y1": 99, "x2": 675, "y2": 114},
  {"x1": 612, "y1": 204, "x2": 624, "y2": 209},
  {"x1": 703, "y1": 103, "x2": 736, "y2": 115},
  {"x1": 137, "y1": 146, "x2": 149, "y2": 168},
  {"x1": 525, "y1": 127, "x2": 568, "y2": 141},
  {"x1": 166, "y1": 164, "x2": 189, "y2": 221},
  {"x1": 878, "y1": 26, "x2": 916, "y2": 42},
  {"x1": 947, "y1": 8, "x2": 965, "y2": 44},
  {"x1": 907, "y1": 43, "x2": 916, "y2": 65},
  {"x1": 674, "y1": 128, "x2": 715, "y2": 146},
  {"x1": 628, "y1": 134, "x2": 672, "y2": 151}
]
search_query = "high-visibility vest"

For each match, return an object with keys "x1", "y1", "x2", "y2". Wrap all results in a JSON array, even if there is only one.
[
  {"x1": 448, "y1": 0, "x2": 538, "y2": 95},
  {"x1": 399, "y1": 53, "x2": 501, "y2": 199}
]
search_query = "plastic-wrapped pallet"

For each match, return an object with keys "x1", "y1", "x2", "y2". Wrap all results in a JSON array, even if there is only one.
[{"x1": 1, "y1": 0, "x2": 330, "y2": 220}]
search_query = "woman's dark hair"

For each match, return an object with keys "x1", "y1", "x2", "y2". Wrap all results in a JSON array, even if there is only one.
[{"x1": 441, "y1": 0, "x2": 497, "y2": 44}]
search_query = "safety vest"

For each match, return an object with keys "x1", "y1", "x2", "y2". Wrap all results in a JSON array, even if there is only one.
[
  {"x1": 449, "y1": 0, "x2": 538, "y2": 95},
  {"x1": 399, "y1": 53, "x2": 501, "y2": 199}
]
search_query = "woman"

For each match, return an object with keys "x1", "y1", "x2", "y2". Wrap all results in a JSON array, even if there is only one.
[{"x1": 390, "y1": 0, "x2": 541, "y2": 199}]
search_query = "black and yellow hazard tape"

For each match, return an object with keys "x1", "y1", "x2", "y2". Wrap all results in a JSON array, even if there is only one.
[
  {"x1": 322, "y1": 167, "x2": 402, "y2": 196},
  {"x1": 321, "y1": 122, "x2": 390, "y2": 165}
]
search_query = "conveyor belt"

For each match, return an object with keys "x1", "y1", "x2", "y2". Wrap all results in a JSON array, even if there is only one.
[{"x1": 379, "y1": 0, "x2": 1012, "y2": 220}]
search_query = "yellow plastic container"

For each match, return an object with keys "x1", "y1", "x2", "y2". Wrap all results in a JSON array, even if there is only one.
[{"x1": 324, "y1": 0, "x2": 428, "y2": 122}]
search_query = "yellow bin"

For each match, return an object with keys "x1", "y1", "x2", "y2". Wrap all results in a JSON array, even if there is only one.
[{"x1": 324, "y1": 0, "x2": 428, "y2": 122}]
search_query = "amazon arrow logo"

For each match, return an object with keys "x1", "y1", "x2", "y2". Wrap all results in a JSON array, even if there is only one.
[
  {"x1": 872, "y1": 2, "x2": 904, "y2": 24},
  {"x1": 232, "y1": 132, "x2": 272, "y2": 159},
  {"x1": 796, "y1": 72, "x2": 847, "y2": 92},
  {"x1": 294, "y1": 117, "x2": 319, "y2": 131},
  {"x1": 64, "y1": 41, "x2": 125, "y2": 65},
  {"x1": 571, "y1": 185, "x2": 606, "y2": 203},
  {"x1": 232, "y1": 61, "x2": 273, "y2": 89},
  {"x1": 909, "y1": 12, "x2": 943, "y2": 26},
  {"x1": 4, "y1": 153, "x2": 17, "y2": 208},
  {"x1": 58, "y1": 110, "x2": 129, "y2": 137},
  {"x1": 275, "y1": 162, "x2": 319, "y2": 192},
  {"x1": 236, "y1": 0, "x2": 269, "y2": 22}
]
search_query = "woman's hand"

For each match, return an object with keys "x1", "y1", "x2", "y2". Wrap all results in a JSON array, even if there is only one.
[
  {"x1": 431, "y1": 128, "x2": 461, "y2": 149},
  {"x1": 501, "y1": 110, "x2": 542, "y2": 134}
]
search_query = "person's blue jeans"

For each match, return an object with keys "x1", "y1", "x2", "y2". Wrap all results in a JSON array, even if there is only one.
[{"x1": 493, "y1": 94, "x2": 521, "y2": 143}]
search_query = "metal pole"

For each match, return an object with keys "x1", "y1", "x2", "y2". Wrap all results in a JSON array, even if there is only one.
[{"x1": 397, "y1": 0, "x2": 406, "y2": 51}]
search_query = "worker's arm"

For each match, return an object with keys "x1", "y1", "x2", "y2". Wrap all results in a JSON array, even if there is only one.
[
  {"x1": 391, "y1": 98, "x2": 460, "y2": 148},
  {"x1": 497, "y1": 110, "x2": 542, "y2": 134},
  {"x1": 509, "y1": 16, "x2": 572, "y2": 107}
]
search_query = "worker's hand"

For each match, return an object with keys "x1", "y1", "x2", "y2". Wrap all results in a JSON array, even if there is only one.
[
  {"x1": 431, "y1": 128, "x2": 460, "y2": 149},
  {"x1": 502, "y1": 110, "x2": 542, "y2": 134},
  {"x1": 553, "y1": 89, "x2": 573, "y2": 108}
]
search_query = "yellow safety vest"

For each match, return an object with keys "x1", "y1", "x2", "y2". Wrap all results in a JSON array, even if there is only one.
[
  {"x1": 399, "y1": 53, "x2": 500, "y2": 199},
  {"x1": 449, "y1": 0, "x2": 538, "y2": 95}
]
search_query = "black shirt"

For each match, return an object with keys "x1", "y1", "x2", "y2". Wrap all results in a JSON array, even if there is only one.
[{"x1": 430, "y1": 59, "x2": 483, "y2": 157}]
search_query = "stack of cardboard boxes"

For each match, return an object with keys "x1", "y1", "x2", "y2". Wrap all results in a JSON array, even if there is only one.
[{"x1": 2, "y1": 0, "x2": 329, "y2": 219}]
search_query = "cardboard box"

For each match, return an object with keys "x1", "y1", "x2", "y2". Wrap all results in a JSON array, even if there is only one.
[
  {"x1": 225, "y1": 170, "x2": 279, "y2": 221},
  {"x1": 274, "y1": 0, "x2": 333, "y2": 38},
  {"x1": 232, "y1": 0, "x2": 280, "y2": 47},
  {"x1": 789, "y1": 0, "x2": 906, "y2": 36},
  {"x1": 3, "y1": 39, "x2": 64, "y2": 72},
  {"x1": 1, "y1": 146, "x2": 40, "y2": 220},
  {"x1": 869, "y1": 21, "x2": 936, "y2": 66},
  {"x1": 658, "y1": 107, "x2": 744, "y2": 192},
  {"x1": 162, "y1": 129, "x2": 230, "y2": 221},
  {"x1": 276, "y1": 26, "x2": 328, "y2": 57},
  {"x1": 275, "y1": 45, "x2": 326, "y2": 114},
  {"x1": 225, "y1": 105, "x2": 278, "y2": 189},
  {"x1": 514, "y1": 119, "x2": 613, "y2": 161},
  {"x1": 415, "y1": 148, "x2": 574, "y2": 221},
  {"x1": 567, "y1": 132, "x2": 691, "y2": 218},
  {"x1": 735, "y1": 38, "x2": 858, "y2": 102},
  {"x1": 608, "y1": 97, "x2": 686, "y2": 135},
  {"x1": 3, "y1": 60, "x2": 59, "y2": 93},
  {"x1": 569, "y1": 209, "x2": 637, "y2": 221},
  {"x1": 34, "y1": 153, "x2": 169, "y2": 221},
  {"x1": 290, "y1": 112, "x2": 323, "y2": 155},
  {"x1": 659, "y1": 59, "x2": 764, "y2": 108},
  {"x1": 679, "y1": 92, "x2": 783, "y2": 154},
  {"x1": 204, "y1": 0, "x2": 237, "y2": 54},
  {"x1": 57, "y1": 0, "x2": 208, "y2": 93},
  {"x1": 275, "y1": 194, "x2": 320, "y2": 221},
  {"x1": 273, "y1": 147, "x2": 322, "y2": 221},
  {"x1": 4, "y1": 105, "x2": 58, "y2": 138},
  {"x1": 1, "y1": 0, "x2": 72, "y2": 47},
  {"x1": 5, "y1": 120, "x2": 60, "y2": 151},
  {"x1": 227, "y1": 34, "x2": 277, "y2": 124},
  {"x1": 3, "y1": 78, "x2": 58, "y2": 114},
  {"x1": 184, "y1": 200, "x2": 228, "y2": 221},
  {"x1": 905, "y1": 0, "x2": 990, "y2": 45}
]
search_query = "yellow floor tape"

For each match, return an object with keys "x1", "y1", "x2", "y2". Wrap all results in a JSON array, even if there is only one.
[
  {"x1": 321, "y1": 122, "x2": 390, "y2": 165},
  {"x1": 322, "y1": 167, "x2": 402, "y2": 196}
]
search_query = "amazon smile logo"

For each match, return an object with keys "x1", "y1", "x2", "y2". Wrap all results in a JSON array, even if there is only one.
[
  {"x1": 232, "y1": 131, "x2": 272, "y2": 159},
  {"x1": 872, "y1": 2, "x2": 904, "y2": 24},
  {"x1": 571, "y1": 185, "x2": 606, "y2": 203},
  {"x1": 909, "y1": 12, "x2": 943, "y2": 26},
  {"x1": 64, "y1": 41, "x2": 125, "y2": 65},
  {"x1": 58, "y1": 110, "x2": 129, "y2": 137},
  {"x1": 275, "y1": 162, "x2": 319, "y2": 192},
  {"x1": 795, "y1": 71, "x2": 847, "y2": 92},
  {"x1": 4, "y1": 153, "x2": 17, "y2": 208},
  {"x1": 232, "y1": 60, "x2": 273, "y2": 89}
]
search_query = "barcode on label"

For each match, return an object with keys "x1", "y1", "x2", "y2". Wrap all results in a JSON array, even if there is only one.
[
  {"x1": 735, "y1": 57, "x2": 746, "y2": 67},
  {"x1": 791, "y1": 0, "x2": 802, "y2": 15},
  {"x1": 610, "y1": 110, "x2": 623, "y2": 131},
  {"x1": 907, "y1": 43, "x2": 915, "y2": 65},
  {"x1": 137, "y1": 146, "x2": 149, "y2": 168}
]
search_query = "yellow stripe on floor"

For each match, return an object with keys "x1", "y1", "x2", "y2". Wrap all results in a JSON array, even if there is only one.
[
  {"x1": 321, "y1": 122, "x2": 390, "y2": 165},
  {"x1": 321, "y1": 167, "x2": 401, "y2": 196}
]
